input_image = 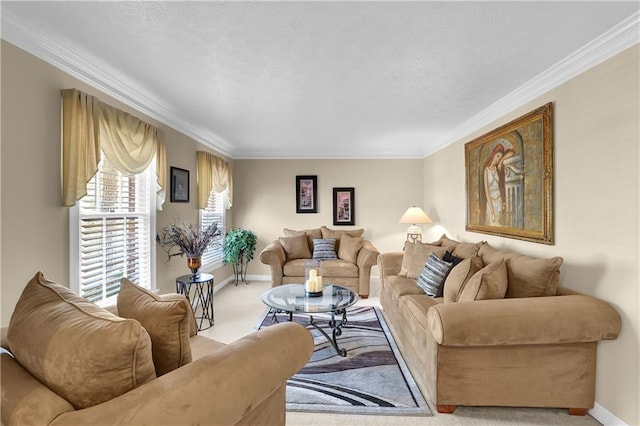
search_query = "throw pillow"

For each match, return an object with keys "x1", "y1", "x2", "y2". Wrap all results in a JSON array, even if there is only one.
[
  {"x1": 7, "y1": 272, "x2": 156, "y2": 409},
  {"x1": 337, "y1": 234, "x2": 363, "y2": 263},
  {"x1": 457, "y1": 259, "x2": 508, "y2": 302},
  {"x1": 279, "y1": 234, "x2": 312, "y2": 260},
  {"x1": 443, "y1": 250, "x2": 463, "y2": 267},
  {"x1": 416, "y1": 253, "x2": 454, "y2": 297},
  {"x1": 283, "y1": 227, "x2": 322, "y2": 252},
  {"x1": 320, "y1": 226, "x2": 364, "y2": 251},
  {"x1": 452, "y1": 241, "x2": 484, "y2": 259},
  {"x1": 478, "y1": 243, "x2": 563, "y2": 298},
  {"x1": 312, "y1": 238, "x2": 338, "y2": 260},
  {"x1": 399, "y1": 242, "x2": 447, "y2": 280},
  {"x1": 117, "y1": 278, "x2": 193, "y2": 376},
  {"x1": 442, "y1": 255, "x2": 483, "y2": 303},
  {"x1": 430, "y1": 234, "x2": 483, "y2": 259}
]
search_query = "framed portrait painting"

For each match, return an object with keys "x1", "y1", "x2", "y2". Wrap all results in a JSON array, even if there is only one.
[
  {"x1": 170, "y1": 167, "x2": 190, "y2": 203},
  {"x1": 465, "y1": 102, "x2": 554, "y2": 244},
  {"x1": 296, "y1": 175, "x2": 317, "y2": 213},
  {"x1": 333, "y1": 187, "x2": 355, "y2": 226}
]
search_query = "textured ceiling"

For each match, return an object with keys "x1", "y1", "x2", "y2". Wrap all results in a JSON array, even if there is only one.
[{"x1": 2, "y1": 1, "x2": 638, "y2": 158}]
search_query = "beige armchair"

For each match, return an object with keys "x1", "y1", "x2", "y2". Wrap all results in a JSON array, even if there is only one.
[
  {"x1": 2, "y1": 273, "x2": 314, "y2": 426},
  {"x1": 260, "y1": 226, "x2": 379, "y2": 298}
]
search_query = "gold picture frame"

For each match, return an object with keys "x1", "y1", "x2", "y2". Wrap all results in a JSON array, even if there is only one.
[{"x1": 465, "y1": 103, "x2": 554, "y2": 244}]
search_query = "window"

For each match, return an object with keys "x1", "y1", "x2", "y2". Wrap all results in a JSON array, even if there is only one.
[
  {"x1": 71, "y1": 153, "x2": 156, "y2": 303},
  {"x1": 200, "y1": 190, "x2": 226, "y2": 267}
]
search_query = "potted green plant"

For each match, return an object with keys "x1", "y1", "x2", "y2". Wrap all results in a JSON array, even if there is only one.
[
  {"x1": 223, "y1": 228, "x2": 257, "y2": 285},
  {"x1": 156, "y1": 220, "x2": 222, "y2": 275}
]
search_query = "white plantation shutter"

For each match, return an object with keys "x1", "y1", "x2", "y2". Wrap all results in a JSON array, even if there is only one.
[
  {"x1": 200, "y1": 190, "x2": 225, "y2": 265},
  {"x1": 76, "y1": 154, "x2": 154, "y2": 302}
]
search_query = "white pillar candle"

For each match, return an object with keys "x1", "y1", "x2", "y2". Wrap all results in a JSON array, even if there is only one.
[
  {"x1": 309, "y1": 268, "x2": 318, "y2": 278},
  {"x1": 306, "y1": 278, "x2": 317, "y2": 293},
  {"x1": 316, "y1": 276, "x2": 323, "y2": 291}
]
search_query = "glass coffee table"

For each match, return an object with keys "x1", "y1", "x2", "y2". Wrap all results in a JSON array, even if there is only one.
[{"x1": 261, "y1": 284, "x2": 359, "y2": 356}]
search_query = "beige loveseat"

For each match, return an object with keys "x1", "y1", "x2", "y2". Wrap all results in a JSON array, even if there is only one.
[
  {"x1": 378, "y1": 235, "x2": 621, "y2": 415},
  {"x1": 1, "y1": 273, "x2": 313, "y2": 426},
  {"x1": 260, "y1": 226, "x2": 380, "y2": 298}
]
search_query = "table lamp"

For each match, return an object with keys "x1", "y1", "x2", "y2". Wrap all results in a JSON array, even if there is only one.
[{"x1": 399, "y1": 206, "x2": 432, "y2": 242}]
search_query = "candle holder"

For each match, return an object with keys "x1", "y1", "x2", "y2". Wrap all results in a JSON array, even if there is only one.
[
  {"x1": 305, "y1": 287, "x2": 323, "y2": 298},
  {"x1": 305, "y1": 260, "x2": 323, "y2": 297}
]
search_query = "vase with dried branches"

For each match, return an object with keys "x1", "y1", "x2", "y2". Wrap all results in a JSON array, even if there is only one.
[{"x1": 156, "y1": 220, "x2": 223, "y2": 276}]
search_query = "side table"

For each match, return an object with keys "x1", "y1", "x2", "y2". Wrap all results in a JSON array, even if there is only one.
[{"x1": 176, "y1": 273, "x2": 215, "y2": 331}]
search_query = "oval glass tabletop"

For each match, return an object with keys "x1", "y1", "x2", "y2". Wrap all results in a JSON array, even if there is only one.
[{"x1": 262, "y1": 284, "x2": 358, "y2": 314}]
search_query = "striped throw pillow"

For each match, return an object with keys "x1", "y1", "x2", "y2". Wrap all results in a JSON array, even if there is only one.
[
  {"x1": 312, "y1": 238, "x2": 338, "y2": 260},
  {"x1": 417, "y1": 253, "x2": 454, "y2": 297}
]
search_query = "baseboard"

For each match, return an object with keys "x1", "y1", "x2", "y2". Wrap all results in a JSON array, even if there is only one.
[
  {"x1": 212, "y1": 275, "x2": 270, "y2": 293},
  {"x1": 240, "y1": 274, "x2": 382, "y2": 283},
  {"x1": 240, "y1": 275, "x2": 379, "y2": 284},
  {"x1": 212, "y1": 275, "x2": 234, "y2": 294},
  {"x1": 246, "y1": 274, "x2": 270, "y2": 282},
  {"x1": 590, "y1": 402, "x2": 627, "y2": 426}
]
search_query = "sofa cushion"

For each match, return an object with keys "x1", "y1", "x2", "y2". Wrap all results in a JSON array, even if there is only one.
[
  {"x1": 312, "y1": 238, "x2": 338, "y2": 260},
  {"x1": 385, "y1": 275, "x2": 426, "y2": 308},
  {"x1": 338, "y1": 234, "x2": 363, "y2": 263},
  {"x1": 320, "y1": 226, "x2": 364, "y2": 251},
  {"x1": 189, "y1": 335, "x2": 227, "y2": 361},
  {"x1": 442, "y1": 255, "x2": 484, "y2": 303},
  {"x1": 416, "y1": 253, "x2": 454, "y2": 297},
  {"x1": 283, "y1": 259, "x2": 308, "y2": 277},
  {"x1": 7, "y1": 272, "x2": 156, "y2": 409},
  {"x1": 478, "y1": 243, "x2": 563, "y2": 297},
  {"x1": 457, "y1": 259, "x2": 508, "y2": 302},
  {"x1": 1, "y1": 353, "x2": 75, "y2": 426},
  {"x1": 283, "y1": 227, "x2": 322, "y2": 252},
  {"x1": 399, "y1": 242, "x2": 447, "y2": 279},
  {"x1": 279, "y1": 234, "x2": 312, "y2": 260},
  {"x1": 320, "y1": 259, "x2": 359, "y2": 278},
  {"x1": 117, "y1": 278, "x2": 193, "y2": 376},
  {"x1": 398, "y1": 295, "x2": 442, "y2": 347}
]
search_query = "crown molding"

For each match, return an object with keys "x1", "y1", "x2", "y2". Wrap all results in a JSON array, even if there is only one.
[
  {"x1": 424, "y1": 11, "x2": 640, "y2": 158},
  {"x1": 1, "y1": 10, "x2": 234, "y2": 158}
]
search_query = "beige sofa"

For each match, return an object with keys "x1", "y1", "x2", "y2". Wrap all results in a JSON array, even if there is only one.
[
  {"x1": 378, "y1": 235, "x2": 621, "y2": 415},
  {"x1": 1, "y1": 273, "x2": 313, "y2": 426},
  {"x1": 260, "y1": 226, "x2": 380, "y2": 297}
]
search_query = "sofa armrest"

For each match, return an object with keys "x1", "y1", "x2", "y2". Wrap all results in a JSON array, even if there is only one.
[
  {"x1": 427, "y1": 295, "x2": 621, "y2": 347},
  {"x1": 377, "y1": 252, "x2": 403, "y2": 279},
  {"x1": 357, "y1": 240, "x2": 380, "y2": 269},
  {"x1": 259, "y1": 240, "x2": 287, "y2": 286},
  {"x1": 1, "y1": 327, "x2": 9, "y2": 350},
  {"x1": 356, "y1": 240, "x2": 380, "y2": 296},
  {"x1": 50, "y1": 322, "x2": 313, "y2": 426}
]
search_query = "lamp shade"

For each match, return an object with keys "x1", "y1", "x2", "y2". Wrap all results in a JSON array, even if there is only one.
[{"x1": 399, "y1": 207, "x2": 432, "y2": 225}]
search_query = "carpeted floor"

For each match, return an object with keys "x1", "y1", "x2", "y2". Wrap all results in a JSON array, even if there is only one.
[
  {"x1": 201, "y1": 279, "x2": 601, "y2": 426},
  {"x1": 257, "y1": 305, "x2": 430, "y2": 416}
]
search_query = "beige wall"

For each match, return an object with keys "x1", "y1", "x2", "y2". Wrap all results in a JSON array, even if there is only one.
[
  {"x1": 423, "y1": 46, "x2": 639, "y2": 425},
  {"x1": 2, "y1": 37, "x2": 638, "y2": 424},
  {"x1": 232, "y1": 159, "x2": 424, "y2": 276},
  {"x1": 0, "y1": 41, "x2": 233, "y2": 326}
]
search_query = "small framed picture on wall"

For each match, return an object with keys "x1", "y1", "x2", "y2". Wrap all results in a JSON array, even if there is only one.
[
  {"x1": 296, "y1": 175, "x2": 317, "y2": 213},
  {"x1": 333, "y1": 187, "x2": 355, "y2": 226},
  {"x1": 170, "y1": 167, "x2": 190, "y2": 202}
]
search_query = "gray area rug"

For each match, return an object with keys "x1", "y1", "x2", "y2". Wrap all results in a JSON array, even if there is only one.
[{"x1": 257, "y1": 306, "x2": 431, "y2": 416}]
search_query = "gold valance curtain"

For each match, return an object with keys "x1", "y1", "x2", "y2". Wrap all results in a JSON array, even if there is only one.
[
  {"x1": 196, "y1": 151, "x2": 233, "y2": 209},
  {"x1": 61, "y1": 89, "x2": 166, "y2": 209}
]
